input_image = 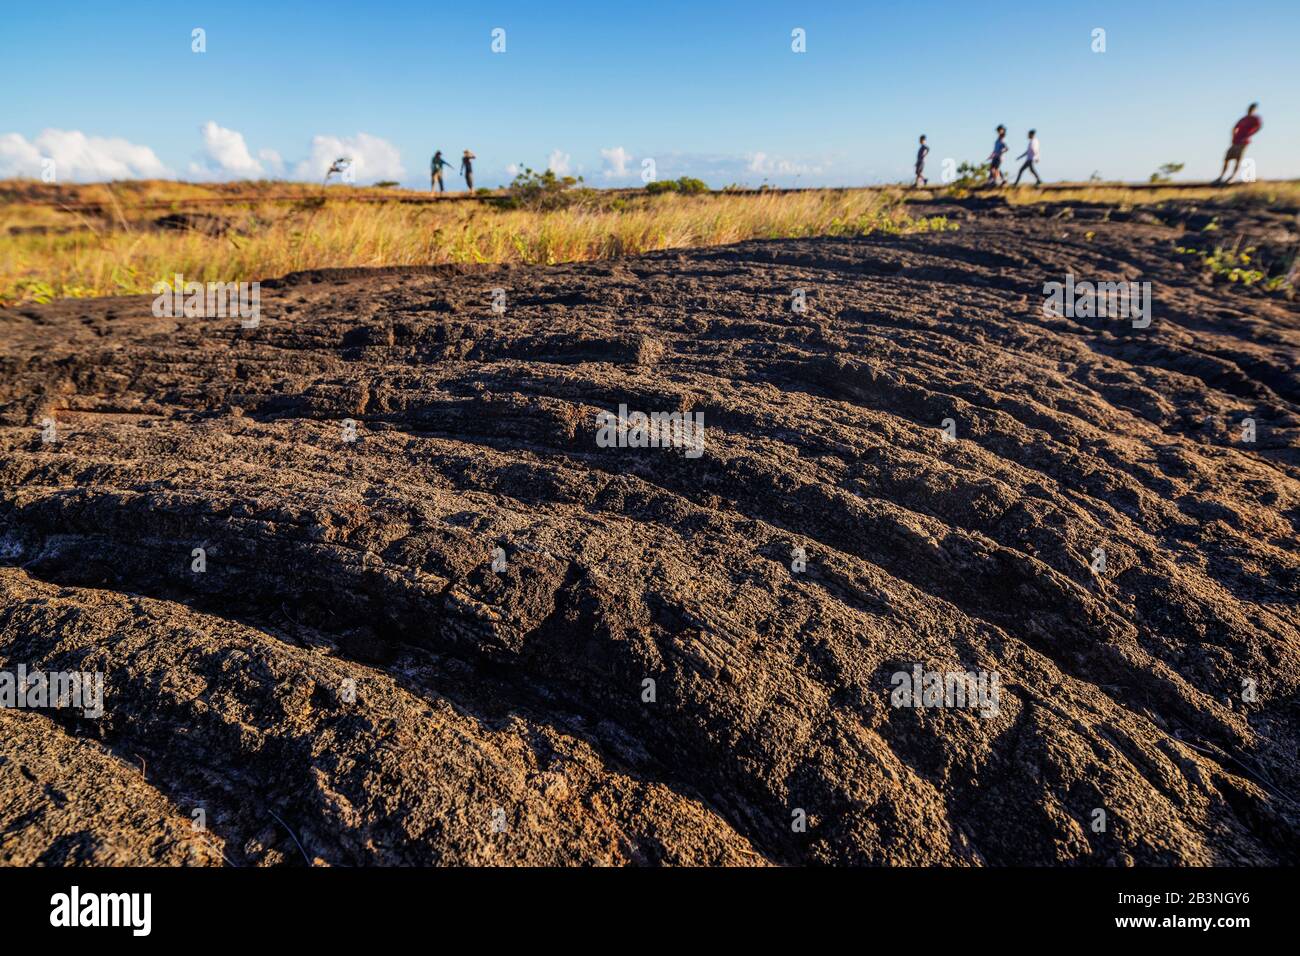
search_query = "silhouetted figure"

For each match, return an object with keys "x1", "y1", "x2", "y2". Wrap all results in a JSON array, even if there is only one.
[
  {"x1": 915, "y1": 135, "x2": 929, "y2": 187},
  {"x1": 988, "y1": 126, "x2": 1008, "y2": 186},
  {"x1": 1014, "y1": 130, "x2": 1041, "y2": 186},
  {"x1": 460, "y1": 150, "x2": 476, "y2": 192},
  {"x1": 1216, "y1": 103, "x2": 1262, "y2": 184},
  {"x1": 430, "y1": 150, "x2": 451, "y2": 193}
]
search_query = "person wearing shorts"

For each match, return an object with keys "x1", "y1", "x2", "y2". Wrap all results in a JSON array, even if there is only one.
[
  {"x1": 914, "y1": 135, "x2": 929, "y2": 187},
  {"x1": 988, "y1": 126, "x2": 1008, "y2": 186},
  {"x1": 1217, "y1": 103, "x2": 1261, "y2": 184}
]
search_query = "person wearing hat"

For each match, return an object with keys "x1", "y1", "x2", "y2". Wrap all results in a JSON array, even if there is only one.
[
  {"x1": 460, "y1": 150, "x2": 476, "y2": 192},
  {"x1": 988, "y1": 126, "x2": 1009, "y2": 187}
]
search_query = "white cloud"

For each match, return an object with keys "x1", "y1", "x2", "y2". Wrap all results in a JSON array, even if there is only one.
[
  {"x1": 0, "y1": 134, "x2": 40, "y2": 174},
  {"x1": 504, "y1": 162, "x2": 520, "y2": 176},
  {"x1": 0, "y1": 129, "x2": 170, "y2": 181},
  {"x1": 257, "y1": 148, "x2": 284, "y2": 176},
  {"x1": 547, "y1": 150, "x2": 571, "y2": 176},
  {"x1": 600, "y1": 146, "x2": 632, "y2": 179},
  {"x1": 293, "y1": 132, "x2": 404, "y2": 184},
  {"x1": 611, "y1": 150, "x2": 834, "y2": 188},
  {"x1": 188, "y1": 121, "x2": 265, "y2": 179},
  {"x1": 745, "y1": 152, "x2": 825, "y2": 177}
]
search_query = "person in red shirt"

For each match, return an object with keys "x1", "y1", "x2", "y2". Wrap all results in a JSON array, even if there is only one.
[{"x1": 1216, "y1": 103, "x2": 1262, "y2": 184}]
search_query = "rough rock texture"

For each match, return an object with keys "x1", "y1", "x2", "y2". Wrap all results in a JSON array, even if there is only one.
[{"x1": 1, "y1": 197, "x2": 1298, "y2": 865}]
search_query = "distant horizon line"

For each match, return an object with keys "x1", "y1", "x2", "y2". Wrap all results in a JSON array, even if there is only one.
[{"x1": 6, "y1": 176, "x2": 1297, "y2": 194}]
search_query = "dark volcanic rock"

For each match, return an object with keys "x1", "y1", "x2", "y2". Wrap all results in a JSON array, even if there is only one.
[
  {"x1": 152, "y1": 212, "x2": 233, "y2": 236},
  {"x1": 1, "y1": 200, "x2": 1298, "y2": 865}
]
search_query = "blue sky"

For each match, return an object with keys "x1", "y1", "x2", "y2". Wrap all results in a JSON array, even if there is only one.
[{"x1": 3, "y1": 0, "x2": 1297, "y2": 187}]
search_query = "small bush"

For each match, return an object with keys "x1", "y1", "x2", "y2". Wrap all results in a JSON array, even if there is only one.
[
  {"x1": 646, "y1": 176, "x2": 710, "y2": 196},
  {"x1": 944, "y1": 161, "x2": 990, "y2": 197},
  {"x1": 504, "y1": 166, "x2": 587, "y2": 210},
  {"x1": 1149, "y1": 162, "x2": 1184, "y2": 184}
]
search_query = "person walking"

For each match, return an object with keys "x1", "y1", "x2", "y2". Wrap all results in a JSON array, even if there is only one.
[
  {"x1": 460, "y1": 150, "x2": 476, "y2": 192},
  {"x1": 914, "y1": 135, "x2": 930, "y2": 187},
  {"x1": 1215, "y1": 103, "x2": 1262, "y2": 184},
  {"x1": 430, "y1": 150, "x2": 451, "y2": 193},
  {"x1": 1014, "y1": 129, "x2": 1042, "y2": 186},
  {"x1": 988, "y1": 126, "x2": 1009, "y2": 186}
]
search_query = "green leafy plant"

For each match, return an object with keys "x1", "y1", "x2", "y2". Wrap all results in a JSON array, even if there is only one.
[
  {"x1": 1175, "y1": 239, "x2": 1292, "y2": 291},
  {"x1": 0, "y1": 278, "x2": 98, "y2": 306},
  {"x1": 825, "y1": 212, "x2": 958, "y2": 238}
]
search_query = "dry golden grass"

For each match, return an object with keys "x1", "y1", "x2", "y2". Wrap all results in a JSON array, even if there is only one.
[
  {"x1": 7, "y1": 178, "x2": 1295, "y2": 305},
  {"x1": 0, "y1": 185, "x2": 956, "y2": 303},
  {"x1": 1000, "y1": 181, "x2": 1300, "y2": 207}
]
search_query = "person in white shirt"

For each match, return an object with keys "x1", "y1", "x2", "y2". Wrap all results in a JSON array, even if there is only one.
[{"x1": 1015, "y1": 130, "x2": 1041, "y2": 186}]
